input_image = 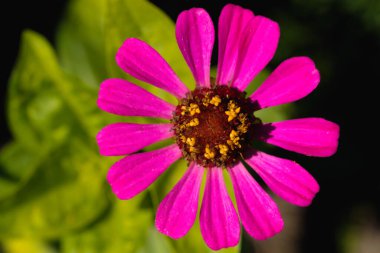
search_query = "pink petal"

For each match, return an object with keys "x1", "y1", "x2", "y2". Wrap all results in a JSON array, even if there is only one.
[
  {"x1": 97, "y1": 123, "x2": 173, "y2": 156},
  {"x1": 107, "y1": 144, "x2": 182, "y2": 200},
  {"x1": 245, "y1": 149, "x2": 320, "y2": 206},
  {"x1": 257, "y1": 118, "x2": 340, "y2": 157},
  {"x1": 200, "y1": 167, "x2": 240, "y2": 250},
  {"x1": 176, "y1": 8, "x2": 214, "y2": 87},
  {"x1": 231, "y1": 16, "x2": 280, "y2": 91},
  {"x1": 228, "y1": 163, "x2": 283, "y2": 240},
  {"x1": 216, "y1": 4, "x2": 254, "y2": 85},
  {"x1": 155, "y1": 163, "x2": 204, "y2": 239},
  {"x1": 116, "y1": 38, "x2": 189, "y2": 98},
  {"x1": 97, "y1": 78, "x2": 175, "y2": 119},
  {"x1": 250, "y1": 57, "x2": 320, "y2": 109}
]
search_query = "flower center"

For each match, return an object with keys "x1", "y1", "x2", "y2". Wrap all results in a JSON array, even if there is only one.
[{"x1": 172, "y1": 85, "x2": 256, "y2": 168}]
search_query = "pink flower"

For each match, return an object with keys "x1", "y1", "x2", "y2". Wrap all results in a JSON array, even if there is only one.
[{"x1": 97, "y1": 4, "x2": 340, "y2": 250}]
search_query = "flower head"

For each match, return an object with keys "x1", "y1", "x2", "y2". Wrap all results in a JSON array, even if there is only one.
[{"x1": 97, "y1": 4, "x2": 340, "y2": 250}]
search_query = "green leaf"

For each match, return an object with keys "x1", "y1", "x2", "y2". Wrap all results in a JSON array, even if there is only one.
[
  {"x1": 57, "y1": 0, "x2": 193, "y2": 104},
  {"x1": 62, "y1": 196, "x2": 151, "y2": 253},
  {"x1": 0, "y1": 138, "x2": 109, "y2": 239},
  {"x1": 2, "y1": 30, "x2": 114, "y2": 239},
  {"x1": 255, "y1": 103, "x2": 295, "y2": 123},
  {"x1": 0, "y1": 142, "x2": 45, "y2": 200},
  {"x1": 137, "y1": 227, "x2": 176, "y2": 253},
  {"x1": 56, "y1": 0, "x2": 108, "y2": 87},
  {"x1": 0, "y1": 238, "x2": 57, "y2": 253},
  {"x1": 8, "y1": 31, "x2": 66, "y2": 149},
  {"x1": 8, "y1": 30, "x2": 111, "y2": 149}
]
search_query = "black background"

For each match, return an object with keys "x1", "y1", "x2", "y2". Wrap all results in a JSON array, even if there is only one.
[{"x1": 1, "y1": 1, "x2": 379, "y2": 253}]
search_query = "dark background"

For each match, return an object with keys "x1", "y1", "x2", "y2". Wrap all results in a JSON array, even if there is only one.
[{"x1": 1, "y1": 1, "x2": 379, "y2": 252}]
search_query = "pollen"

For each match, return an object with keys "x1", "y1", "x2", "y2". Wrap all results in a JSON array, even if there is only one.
[
  {"x1": 218, "y1": 144, "x2": 229, "y2": 156},
  {"x1": 237, "y1": 124, "x2": 248, "y2": 133},
  {"x1": 186, "y1": 137, "x2": 196, "y2": 146},
  {"x1": 189, "y1": 103, "x2": 201, "y2": 115},
  {"x1": 187, "y1": 118, "x2": 199, "y2": 127},
  {"x1": 172, "y1": 85, "x2": 256, "y2": 168},
  {"x1": 228, "y1": 130, "x2": 241, "y2": 148},
  {"x1": 202, "y1": 96, "x2": 210, "y2": 106},
  {"x1": 225, "y1": 101, "x2": 241, "y2": 122},
  {"x1": 204, "y1": 145, "x2": 215, "y2": 159},
  {"x1": 210, "y1": 95, "x2": 221, "y2": 106},
  {"x1": 230, "y1": 129, "x2": 237, "y2": 139},
  {"x1": 181, "y1": 105, "x2": 188, "y2": 115}
]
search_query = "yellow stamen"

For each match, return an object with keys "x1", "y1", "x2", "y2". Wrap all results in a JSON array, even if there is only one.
[
  {"x1": 225, "y1": 111, "x2": 236, "y2": 122},
  {"x1": 225, "y1": 101, "x2": 241, "y2": 121},
  {"x1": 238, "y1": 113, "x2": 247, "y2": 123},
  {"x1": 230, "y1": 130, "x2": 239, "y2": 139},
  {"x1": 201, "y1": 93, "x2": 210, "y2": 106},
  {"x1": 186, "y1": 137, "x2": 196, "y2": 146},
  {"x1": 237, "y1": 113, "x2": 249, "y2": 133},
  {"x1": 187, "y1": 118, "x2": 199, "y2": 127},
  {"x1": 204, "y1": 145, "x2": 215, "y2": 159},
  {"x1": 228, "y1": 130, "x2": 241, "y2": 148},
  {"x1": 210, "y1": 95, "x2": 221, "y2": 106},
  {"x1": 227, "y1": 140, "x2": 234, "y2": 149},
  {"x1": 237, "y1": 124, "x2": 248, "y2": 133},
  {"x1": 218, "y1": 144, "x2": 229, "y2": 156},
  {"x1": 181, "y1": 105, "x2": 188, "y2": 115},
  {"x1": 189, "y1": 103, "x2": 200, "y2": 116},
  {"x1": 189, "y1": 146, "x2": 198, "y2": 153},
  {"x1": 180, "y1": 135, "x2": 187, "y2": 143}
]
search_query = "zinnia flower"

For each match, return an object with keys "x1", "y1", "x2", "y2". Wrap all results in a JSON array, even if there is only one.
[{"x1": 97, "y1": 4, "x2": 339, "y2": 250}]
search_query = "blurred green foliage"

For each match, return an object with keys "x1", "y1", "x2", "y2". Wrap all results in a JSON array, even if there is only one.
[{"x1": 0, "y1": 0, "x2": 293, "y2": 252}]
